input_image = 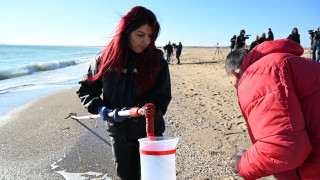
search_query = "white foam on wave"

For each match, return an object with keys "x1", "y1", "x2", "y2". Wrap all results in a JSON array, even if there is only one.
[
  {"x1": 0, "y1": 57, "x2": 92, "y2": 81},
  {"x1": 0, "y1": 60, "x2": 90, "y2": 94}
]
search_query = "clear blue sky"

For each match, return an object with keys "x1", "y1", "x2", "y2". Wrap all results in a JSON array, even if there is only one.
[{"x1": 0, "y1": 0, "x2": 319, "y2": 47}]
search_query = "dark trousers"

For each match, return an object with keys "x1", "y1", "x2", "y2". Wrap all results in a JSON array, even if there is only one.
[
  {"x1": 176, "y1": 52, "x2": 181, "y2": 64},
  {"x1": 166, "y1": 52, "x2": 172, "y2": 64},
  {"x1": 107, "y1": 117, "x2": 165, "y2": 180},
  {"x1": 312, "y1": 45, "x2": 320, "y2": 62},
  {"x1": 111, "y1": 138, "x2": 141, "y2": 180}
]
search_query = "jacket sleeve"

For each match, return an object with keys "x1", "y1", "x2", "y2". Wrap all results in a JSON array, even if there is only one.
[
  {"x1": 76, "y1": 53, "x2": 104, "y2": 114},
  {"x1": 237, "y1": 61, "x2": 312, "y2": 179}
]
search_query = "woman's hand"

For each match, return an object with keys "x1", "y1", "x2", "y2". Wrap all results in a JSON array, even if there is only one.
[
  {"x1": 98, "y1": 106, "x2": 113, "y2": 121},
  {"x1": 113, "y1": 107, "x2": 130, "y2": 122}
]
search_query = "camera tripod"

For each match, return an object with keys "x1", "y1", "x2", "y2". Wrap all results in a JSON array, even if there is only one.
[{"x1": 213, "y1": 43, "x2": 224, "y2": 60}]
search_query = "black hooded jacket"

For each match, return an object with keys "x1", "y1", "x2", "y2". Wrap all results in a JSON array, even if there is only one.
[
  {"x1": 77, "y1": 49, "x2": 172, "y2": 140},
  {"x1": 235, "y1": 30, "x2": 247, "y2": 49},
  {"x1": 287, "y1": 33, "x2": 300, "y2": 44},
  {"x1": 267, "y1": 31, "x2": 274, "y2": 41}
]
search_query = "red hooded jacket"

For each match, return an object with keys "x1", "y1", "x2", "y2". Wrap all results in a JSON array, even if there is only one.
[{"x1": 237, "y1": 39, "x2": 320, "y2": 179}]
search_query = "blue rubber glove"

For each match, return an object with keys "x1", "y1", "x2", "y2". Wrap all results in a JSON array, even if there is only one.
[
  {"x1": 113, "y1": 107, "x2": 130, "y2": 122},
  {"x1": 98, "y1": 106, "x2": 113, "y2": 121}
]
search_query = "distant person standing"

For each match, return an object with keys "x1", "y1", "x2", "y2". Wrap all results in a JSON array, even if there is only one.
[
  {"x1": 230, "y1": 35, "x2": 236, "y2": 52},
  {"x1": 235, "y1": 30, "x2": 247, "y2": 50},
  {"x1": 267, "y1": 28, "x2": 274, "y2": 41},
  {"x1": 258, "y1": 32, "x2": 267, "y2": 44},
  {"x1": 287, "y1": 27, "x2": 300, "y2": 44},
  {"x1": 164, "y1": 41, "x2": 173, "y2": 64},
  {"x1": 175, "y1": 42, "x2": 183, "y2": 64},
  {"x1": 312, "y1": 27, "x2": 320, "y2": 62},
  {"x1": 250, "y1": 35, "x2": 259, "y2": 50}
]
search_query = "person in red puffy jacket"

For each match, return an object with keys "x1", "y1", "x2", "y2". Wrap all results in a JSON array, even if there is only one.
[{"x1": 225, "y1": 39, "x2": 320, "y2": 179}]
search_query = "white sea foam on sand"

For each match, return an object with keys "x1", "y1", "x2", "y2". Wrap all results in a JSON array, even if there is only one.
[
  {"x1": 51, "y1": 155, "x2": 112, "y2": 180},
  {"x1": 55, "y1": 170, "x2": 112, "y2": 180}
]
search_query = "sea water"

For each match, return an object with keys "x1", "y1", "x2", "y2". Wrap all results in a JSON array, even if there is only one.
[{"x1": 0, "y1": 45, "x2": 103, "y2": 117}]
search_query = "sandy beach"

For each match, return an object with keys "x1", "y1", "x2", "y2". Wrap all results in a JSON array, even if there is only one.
[
  {"x1": 0, "y1": 88, "x2": 117, "y2": 179},
  {"x1": 0, "y1": 46, "x2": 311, "y2": 179}
]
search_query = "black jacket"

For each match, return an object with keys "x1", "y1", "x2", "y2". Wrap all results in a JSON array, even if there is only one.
[
  {"x1": 267, "y1": 31, "x2": 274, "y2": 41},
  {"x1": 230, "y1": 37, "x2": 236, "y2": 49},
  {"x1": 176, "y1": 44, "x2": 183, "y2": 54},
  {"x1": 250, "y1": 41, "x2": 259, "y2": 50},
  {"x1": 235, "y1": 35, "x2": 246, "y2": 49},
  {"x1": 287, "y1": 33, "x2": 300, "y2": 44},
  {"x1": 313, "y1": 31, "x2": 320, "y2": 47},
  {"x1": 164, "y1": 44, "x2": 173, "y2": 54},
  {"x1": 77, "y1": 49, "x2": 172, "y2": 140},
  {"x1": 258, "y1": 37, "x2": 267, "y2": 44}
]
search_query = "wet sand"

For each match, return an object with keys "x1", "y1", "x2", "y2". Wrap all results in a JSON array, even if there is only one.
[{"x1": 0, "y1": 88, "x2": 117, "y2": 179}]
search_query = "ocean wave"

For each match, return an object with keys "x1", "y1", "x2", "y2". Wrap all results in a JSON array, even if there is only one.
[{"x1": 0, "y1": 59, "x2": 89, "y2": 80}]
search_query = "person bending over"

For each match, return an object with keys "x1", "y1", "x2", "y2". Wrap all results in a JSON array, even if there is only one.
[{"x1": 225, "y1": 39, "x2": 320, "y2": 179}]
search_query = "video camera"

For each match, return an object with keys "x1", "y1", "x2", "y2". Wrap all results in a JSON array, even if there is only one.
[
  {"x1": 308, "y1": 30, "x2": 315, "y2": 37},
  {"x1": 308, "y1": 30, "x2": 319, "y2": 37},
  {"x1": 244, "y1": 34, "x2": 251, "y2": 39},
  {"x1": 172, "y1": 43, "x2": 176, "y2": 48}
]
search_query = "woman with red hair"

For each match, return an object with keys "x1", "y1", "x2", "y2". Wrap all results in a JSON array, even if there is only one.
[{"x1": 77, "y1": 6, "x2": 171, "y2": 179}]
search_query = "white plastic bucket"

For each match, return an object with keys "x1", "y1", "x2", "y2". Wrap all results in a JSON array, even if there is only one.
[{"x1": 138, "y1": 136, "x2": 180, "y2": 180}]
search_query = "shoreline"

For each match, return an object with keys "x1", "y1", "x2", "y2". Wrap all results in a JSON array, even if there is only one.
[{"x1": 0, "y1": 86, "x2": 79, "y2": 121}]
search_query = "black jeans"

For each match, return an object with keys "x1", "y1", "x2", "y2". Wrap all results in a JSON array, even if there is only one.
[
  {"x1": 176, "y1": 52, "x2": 181, "y2": 64},
  {"x1": 111, "y1": 138, "x2": 141, "y2": 180},
  {"x1": 107, "y1": 117, "x2": 165, "y2": 179}
]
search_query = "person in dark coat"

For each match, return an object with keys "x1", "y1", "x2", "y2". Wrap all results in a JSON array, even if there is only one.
[
  {"x1": 175, "y1": 42, "x2": 183, "y2": 64},
  {"x1": 250, "y1": 35, "x2": 259, "y2": 50},
  {"x1": 287, "y1": 27, "x2": 300, "y2": 44},
  {"x1": 267, "y1": 28, "x2": 274, "y2": 41},
  {"x1": 258, "y1": 32, "x2": 267, "y2": 44},
  {"x1": 76, "y1": 6, "x2": 171, "y2": 180},
  {"x1": 230, "y1": 35, "x2": 236, "y2": 52},
  {"x1": 235, "y1": 29, "x2": 247, "y2": 50},
  {"x1": 164, "y1": 41, "x2": 173, "y2": 64},
  {"x1": 312, "y1": 27, "x2": 320, "y2": 62}
]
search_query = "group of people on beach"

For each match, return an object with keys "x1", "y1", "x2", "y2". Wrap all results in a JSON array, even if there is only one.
[
  {"x1": 231, "y1": 27, "x2": 296, "y2": 51},
  {"x1": 248, "y1": 28, "x2": 274, "y2": 50},
  {"x1": 163, "y1": 41, "x2": 183, "y2": 65},
  {"x1": 231, "y1": 27, "x2": 320, "y2": 62},
  {"x1": 76, "y1": 6, "x2": 320, "y2": 180}
]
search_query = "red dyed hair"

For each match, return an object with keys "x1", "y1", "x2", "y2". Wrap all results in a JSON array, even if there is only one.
[{"x1": 88, "y1": 6, "x2": 161, "y2": 93}]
